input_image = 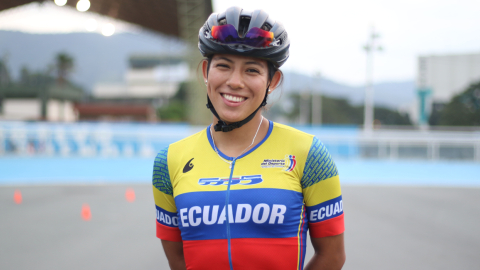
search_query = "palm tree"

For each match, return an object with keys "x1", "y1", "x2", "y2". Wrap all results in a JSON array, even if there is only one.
[{"x1": 55, "y1": 53, "x2": 74, "y2": 85}]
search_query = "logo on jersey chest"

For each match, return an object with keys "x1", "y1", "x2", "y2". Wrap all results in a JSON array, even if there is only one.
[
  {"x1": 198, "y1": 175, "x2": 263, "y2": 186},
  {"x1": 260, "y1": 155, "x2": 296, "y2": 171}
]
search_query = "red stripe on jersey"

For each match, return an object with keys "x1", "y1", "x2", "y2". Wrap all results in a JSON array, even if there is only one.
[
  {"x1": 156, "y1": 220, "x2": 182, "y2": 242},
  {"x1": 183, "y1": 237, "x2": 302, "y2": 270},
  {"x1": 309, "y1": 213, "x2": 345, "y2": 238},
  {"x1": 231, "y1": 238, "x2": 300, "y2": 269},
  {"x1": 183, "y1": 239, "x2": 230, "y2": 270}
]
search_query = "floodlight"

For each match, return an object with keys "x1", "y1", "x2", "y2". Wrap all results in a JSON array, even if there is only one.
[
  {"x1": 102, "y1": 23, "x2": 115, "y2": 36},
  {"x1": 76, "y1": 0, "x2": 90, "y2": 12},
  {"x1": 54, "y1": 0, "x2": 67, "y2": 6}
]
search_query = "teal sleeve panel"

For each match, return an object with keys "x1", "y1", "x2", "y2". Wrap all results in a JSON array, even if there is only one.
[
  {"x1": 301, "y1": 137, "x2": 339, "y2": 189},
  {"x1": 153, "y1": 146, "x2": 173, "y2": 195}
]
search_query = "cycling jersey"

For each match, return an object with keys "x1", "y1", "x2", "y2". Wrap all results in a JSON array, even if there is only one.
[{"x1": 152, "y1": 121, "x2": 344, "y2": 270}]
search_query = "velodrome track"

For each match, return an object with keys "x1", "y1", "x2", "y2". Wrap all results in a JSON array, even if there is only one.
[{"x1": 1, "y1": 184, "x2": 479, "y2": 270}]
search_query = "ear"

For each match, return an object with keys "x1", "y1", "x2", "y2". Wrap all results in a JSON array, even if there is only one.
[
  {"x1": 201, "y1": 59, "x2": 209, "y2": 82},
  {"x1": 267, "y1": 71, "x2": 282, "y2": 94}
]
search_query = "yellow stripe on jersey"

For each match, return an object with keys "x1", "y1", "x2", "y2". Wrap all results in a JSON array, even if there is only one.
[
  {"x1": 302, "y1": 175, "x2": 341, "y2": 207},
  {"x1": 152, "y1": 186, "x2": 177, "y2": 213},
  {"x1": 296, "y1": 204, "x2": 305, "y2": 270}
]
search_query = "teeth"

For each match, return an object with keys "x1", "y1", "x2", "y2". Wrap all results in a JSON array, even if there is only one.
[{"x1": 223, "y1": 94, "x2": 245, "y2": 102}]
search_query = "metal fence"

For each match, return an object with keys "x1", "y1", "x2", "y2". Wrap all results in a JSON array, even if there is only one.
[
  {"x1": 1, "y1": 121, "x2": 479, "y2": 162},
  {"x1": 318, "y1": 129, "x2": 480, "y2": 162}
]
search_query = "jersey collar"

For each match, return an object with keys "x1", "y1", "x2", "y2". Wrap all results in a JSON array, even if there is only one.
[{"x1": 206, "y1": 120, "x2": 274, "y2": 161}]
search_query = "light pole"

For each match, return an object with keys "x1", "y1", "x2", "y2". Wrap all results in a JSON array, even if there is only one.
[
  {"x1": 311, "y1": 72, "x2": 322, "y2": 125},
  {"x1": 363, "y1": 26, "x2": 382, "y2": 131}
]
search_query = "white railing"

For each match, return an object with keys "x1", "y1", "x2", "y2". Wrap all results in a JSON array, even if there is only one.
[
  {"x1": 318, "y1": 129, "x2": 480, "y2": 161},
  {"x1": 1, "y1": 122, "x2": 479, "y2": 162}
]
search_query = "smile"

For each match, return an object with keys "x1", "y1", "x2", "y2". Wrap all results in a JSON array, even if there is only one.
[{"x1": 222, "y1": 94, "x2": 246, "y2": 103}]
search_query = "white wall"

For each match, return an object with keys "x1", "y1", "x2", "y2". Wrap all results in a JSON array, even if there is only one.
[
  {"x1": 93, "y1": 62, "x2": 189, "y2": 99},
  {"x1": 1, "y1": 99, "x2": 77, "y2": 122},
  {"x1": 2, "y1": 99, "x2": 41, "y2": 120},
  {"x1": 418, "y1": 53, "x2": 480, "y2": 102}
]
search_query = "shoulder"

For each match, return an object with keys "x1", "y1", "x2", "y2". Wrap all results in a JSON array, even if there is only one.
[
  {"x1": 268, "y1": 122, "x2": 316, "y2": 151},
  {"x1": 169, "y1": 128, "x2": 207, "y2": 149},
  {"x1": 271, "y1": 122, "x2": 314, "y2": 139},
  {"x1": 270, "y1": 122, "x2": 315, "y2": 143},
  {"x1": 154, "y1": 127, "x2": 209, "y2": 178}
]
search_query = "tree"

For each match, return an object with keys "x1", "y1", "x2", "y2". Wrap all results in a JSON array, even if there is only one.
[
  {"x1": 284, "y1": 93, "x2": 411, "y2": 125},
  {"x1": 433, "y1": 81, "x2": 480, "y2": 126},
  {"x1": 157, "y1": 82, "x2": 188, "y2": 121},
  {"x1": 54, "y1": 53, "x2": 74, "y2": 84}
]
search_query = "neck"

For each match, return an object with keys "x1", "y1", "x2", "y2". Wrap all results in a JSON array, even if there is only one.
[{"x1": 210, "y1": 113, "x2": 269, "y2": 158}]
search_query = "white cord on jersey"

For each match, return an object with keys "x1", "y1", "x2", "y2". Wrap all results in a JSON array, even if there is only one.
[{"x1": 210, "y1": 116, "x2": 264, "y2": 168}]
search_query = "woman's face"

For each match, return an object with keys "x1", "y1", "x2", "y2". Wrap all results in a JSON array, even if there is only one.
[{"x1": 203, "y1": 54, "x2": 279, "y2": 123}]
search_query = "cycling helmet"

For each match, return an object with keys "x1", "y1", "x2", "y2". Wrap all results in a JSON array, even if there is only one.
[{"x1": 198, "y1": 6, "x2": 290, "y2": 132}]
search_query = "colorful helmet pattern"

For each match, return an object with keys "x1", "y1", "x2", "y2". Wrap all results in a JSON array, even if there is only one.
[{"x1": 198, "y1": 7, "x2": 290, "y2": 68}]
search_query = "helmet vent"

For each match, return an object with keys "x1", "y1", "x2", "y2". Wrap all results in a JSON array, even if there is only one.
[
  {"x1": 238, "y1": 16, "x2": 251, "y2": 38},
  {"x1": 262, "y1": 23, "x2": 272, "y2": 31},
  {"x1": 218, "y1": 19, "x2": 227, "y2": 25}
]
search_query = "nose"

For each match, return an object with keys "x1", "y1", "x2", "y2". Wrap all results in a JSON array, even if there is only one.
[{"x1": 226, "y1": 69, "x2": 244, "y2": 89}]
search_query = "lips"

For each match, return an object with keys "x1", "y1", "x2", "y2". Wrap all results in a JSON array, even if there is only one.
[{"x1": 221, "y1": 93, "x2": 246, "y2": 103}]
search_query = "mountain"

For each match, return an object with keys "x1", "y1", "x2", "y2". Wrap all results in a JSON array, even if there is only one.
[
  {"x1": 0, "y1": 30, "x2": 415, "y2": 110},
  {"x1": 282, "y1": 72, "x2": 416, "y2": 109},
  {"x1": 0, "y1": 30, "x2": 187, "y2": 91}
]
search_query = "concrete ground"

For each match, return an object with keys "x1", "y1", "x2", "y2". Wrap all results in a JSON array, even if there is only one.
[{"x1": 1, "y1": 185, "x2": 479, "y2": 270}]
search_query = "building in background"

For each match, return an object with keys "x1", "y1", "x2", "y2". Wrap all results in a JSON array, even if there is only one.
[
  {"x1": 0, "y1": 63, "x2": 84, "y2": 122},
  {"x1": 416, "y1": 53, "x2": 480, "y2": 125},
  {"x1": 77, "y1": 54, "x2": 188, "y2": 121},
  {"x1": 93, "y1": 54, "x2": 188, "y2": 101}
]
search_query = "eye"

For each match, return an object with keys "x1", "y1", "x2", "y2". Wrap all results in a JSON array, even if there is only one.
[
  {"x1": 216, "y1": 63, "x2": 229, "y2": 68},
  {"x1": 246, "y1": 68, "x2": 260, "y2": 74}
]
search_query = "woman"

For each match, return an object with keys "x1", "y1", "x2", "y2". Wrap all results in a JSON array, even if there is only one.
[{"x1": 153, "y1": 7, "x2": 345, "y2": 270}]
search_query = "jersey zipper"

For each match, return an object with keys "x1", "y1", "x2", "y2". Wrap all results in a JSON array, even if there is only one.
[{"x1": 225, "y1": 158, "x2": 236, "y2": 270}]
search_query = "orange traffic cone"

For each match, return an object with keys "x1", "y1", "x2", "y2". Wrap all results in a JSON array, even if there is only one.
[
  {"x1": 14, "y1": 190, "x2": 22, "y2": 204},
  {"x1": 125, "y1": 188, "x2": 135, "y2": 202},
  {"x1": 81, "y1": 204, "x2": 91, "y2": 221}
]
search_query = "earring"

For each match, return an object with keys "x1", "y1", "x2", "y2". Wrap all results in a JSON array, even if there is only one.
[{"x1": 205, "y1": 80, "x2": 208, "y2": 85}]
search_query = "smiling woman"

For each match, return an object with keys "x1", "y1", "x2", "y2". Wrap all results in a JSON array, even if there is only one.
[{"x1": 152, "y1": 6, "x2": 345, "y2": 270}]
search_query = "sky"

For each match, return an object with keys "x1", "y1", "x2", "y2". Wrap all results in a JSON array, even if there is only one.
[{"x1": 1, "y1": 0, "x2": 480, "y2": 86}]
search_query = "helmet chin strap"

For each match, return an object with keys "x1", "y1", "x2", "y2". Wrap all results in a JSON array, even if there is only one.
[{"x1": 206, "y1": 86, "x2": 269, "y2": 132}]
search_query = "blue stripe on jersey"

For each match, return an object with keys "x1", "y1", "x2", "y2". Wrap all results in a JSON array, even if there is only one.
[
  {"x1": 174, "y1": 188, "x2": 305, "y2": 241},
  {"x1": 153, "y1": 147, "x2": 172, "y2": 195},
  {"x1": 306, "y1": 195, "x2": 343, "y2": 223},
  {"x1": 301, "y1": 137, "x2": 339, "y2": 189},
  {"x1": 156, "y1": 205, "x2": 179, "y2": 227}
]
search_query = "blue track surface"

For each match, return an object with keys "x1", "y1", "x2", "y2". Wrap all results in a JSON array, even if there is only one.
[{"x1": 0, "y1": 157, "x2": 478, "y2": 187}]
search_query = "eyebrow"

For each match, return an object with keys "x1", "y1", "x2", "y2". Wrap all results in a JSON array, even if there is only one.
[
  {"x1": 213, "y1": 56, "x2": 266, "y2": 68},
  {"x1": 245, "y1": 61, "x2": 265, "y2": 68},
  {"x1": 214, "y1": 56, "x2": 234, "y2": 63}
]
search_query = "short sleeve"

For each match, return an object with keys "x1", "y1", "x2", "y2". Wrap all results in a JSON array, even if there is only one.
[
  {"x1": 152, "y1": 146, "x2": 182, "y2": 242},
  {"x1": 301, "y1": 137, "x2": 344, "y2": 238}
]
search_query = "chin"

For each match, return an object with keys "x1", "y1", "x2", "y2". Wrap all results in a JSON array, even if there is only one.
[{"x1": 218, "y1": 110, "x2": 249, "y2": 123}]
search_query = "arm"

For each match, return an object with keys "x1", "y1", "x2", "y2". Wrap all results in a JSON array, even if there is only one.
[
  {"x1": 161, "y1": 240, "x2": 186, "y2": 270},
  {"x1": 304, "y1": 233, "x2": 346, "y2": 270}
]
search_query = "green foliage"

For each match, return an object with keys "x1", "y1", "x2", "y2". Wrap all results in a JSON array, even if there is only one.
[
  {"x1": 157, "y1": 100, "x2": 186, "y2": 121},
  {"x1": 19, "y1": 66, "x2": 55, "y2": 87},
  {"x1": 0, "y1": 53, "x2": 85, "y2": 100},
  {"x1": 156, "y1": 82, "x2": 188, "y2": 121},
  {"x1": 285, "y1": 93, "x2": 412, "y2": 125},
  {"x1": 374, "y1": 107, "x2": 412, "y2": 125},
  {"x1": 54, "y1": 53, "x2": 74, "y2": 83},
  {"x1": 321, "y1": 96, "x2": 363, "y2": 124},
  {"x1": 430, "y1": 81, "x2": 480, "y2": 126}
]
